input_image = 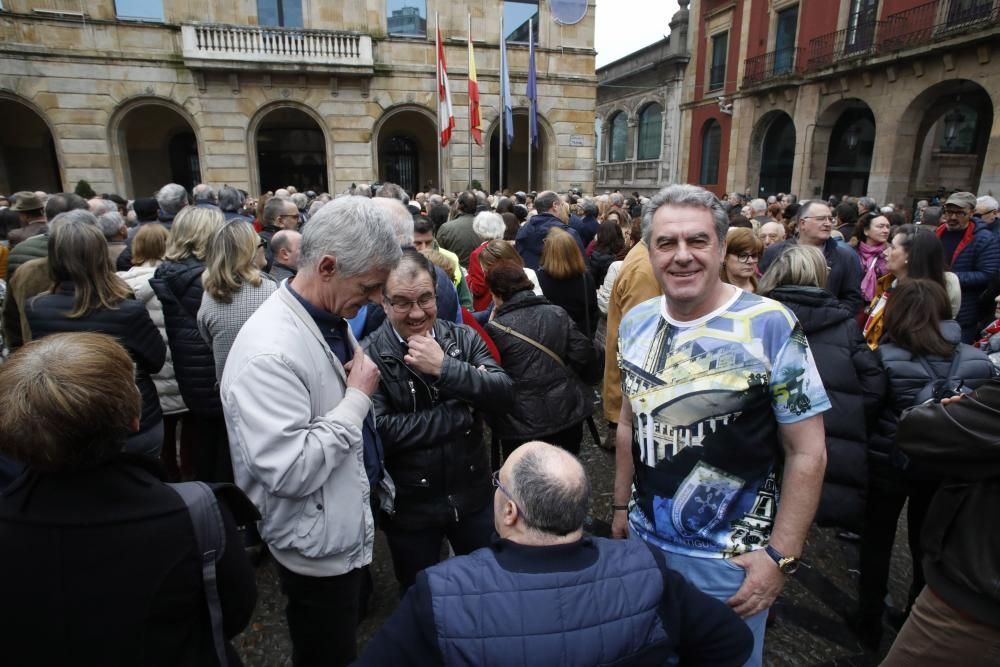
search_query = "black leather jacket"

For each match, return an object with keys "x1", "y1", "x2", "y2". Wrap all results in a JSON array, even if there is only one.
[
  {"x1": 150, "y1": 257, "x2": 221, "y2": 415},
  {"x1": 363, "y1": 318, "x2": 514, "y2": 529},
  {"x1": 896, "y1": 379, "x2": 1000, "y2": 628},
  {"x1": 487, "y1": 290, "x2": 602, "y2": 440}
]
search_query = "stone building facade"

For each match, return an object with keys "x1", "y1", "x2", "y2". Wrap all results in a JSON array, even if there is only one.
[
  {"x1": 679, "y1": 0, "x2": 1000, "y2": 206},
  {"x1": 594, "y1": 3, "x2": 690, "y2": 196},
  {"x1": 0, "y1": 0, "x2": 597, "y2": 198}
]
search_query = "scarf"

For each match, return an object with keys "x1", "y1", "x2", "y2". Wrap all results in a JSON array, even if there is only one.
[{"x1": 858, "y1": 241, "x2": 888, "y2": 302}]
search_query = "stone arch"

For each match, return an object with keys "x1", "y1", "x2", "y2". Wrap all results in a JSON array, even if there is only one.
[
  {"x1": 746, "y1": 110, "x2": 796, "y2": 197},
  {"x1": 484, "y1": 109, "x2": 557, "y2": 192},
  {"x1": 897, "y1": 79, "x2": 994, "y2": 203},
  {"x1": 809, "y1": 97, "x2": 876, "y2": 198},
  {"x1": 108, "y1": 96, "x2": 204, "y2": 198},
  {"x1": 0, "y1": 91, "x2": 65, "y2": 193},
  {"x1": 247, "y1": 101, "x2": 333, "y2": 195},
  {"x1": 371, "y1": 103, "x2": 439, "y2": 194}
]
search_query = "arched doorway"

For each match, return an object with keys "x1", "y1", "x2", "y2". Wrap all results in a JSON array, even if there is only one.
[
  {"x1": 822, "y1": 104, "x2": 876, "y2": 198},
  {"x1": 906, "y1": 81, "x2": 992, "y2": 201},
  {"x1": 758, "y1": 114, "x2": 795, "y2": 197},
  {"x1": 0, "y1": 97, "x2": 62, "y2": 193},
  {"x1": 255, "y1": 107, "x2": 328, "y2": 193},
  {"x1": 374, "y1": 107, "x2": 438, "y2": 194},
  {"x1": 116, "y1": 102, "x2": 201, "y2": 198},
  {"x1": 489, "y1": 111, "x2": 547, "y2": 193}
]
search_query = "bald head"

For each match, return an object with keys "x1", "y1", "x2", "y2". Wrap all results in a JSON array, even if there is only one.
[
  {"x1": 270, "y1": 229, "x2": 302, "y2": 268},
  {"x1": 758, "y1": 221, "x2": 786, "y2": 248},
  {"x1": 495, "y1": 441, "x2": 590, "y2": 542}
]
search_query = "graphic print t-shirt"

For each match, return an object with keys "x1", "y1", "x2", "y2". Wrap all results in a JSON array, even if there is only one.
[{"x1": 618, "y1": 289, "x2": 830, "y2": 558}]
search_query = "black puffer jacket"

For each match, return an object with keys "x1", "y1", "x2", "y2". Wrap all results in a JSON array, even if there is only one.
[
  {"x1": 768, "y1": 286, "x2": 885, "y2": 531},
  {"x1": 588, "y1": 249, "x2": 617, "y2": 288},
  {"x1": 150, "y1": 258, "x2": 221, "y2": 415},
  {"x1": 872, "y1": 320, "x2": 995, "y2": 470},
  {"x1": 26, "y1": 284, "x2": 166, "y2": 434},
  {"x1": 363, "y1": 319, "x2": 514, "y2": 529},
  {"x1": 487, "y1": 290, "x2": 602, "y2": 439}
]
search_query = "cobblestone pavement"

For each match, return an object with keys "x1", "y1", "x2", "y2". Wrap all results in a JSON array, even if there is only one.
[{"x1": 235, "y1": 420, "x2": 914, "y2": 667}]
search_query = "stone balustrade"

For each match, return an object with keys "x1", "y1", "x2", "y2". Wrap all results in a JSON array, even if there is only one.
[{"x1": 181, "y1": 23, "x2": 373, "y2": 70}]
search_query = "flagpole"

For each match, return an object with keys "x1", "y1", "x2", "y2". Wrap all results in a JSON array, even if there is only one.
[
  {"x1": 468, "y1": 13, "x2": 473, "y2": 190},
  {"x1": 436, "y1": 13, "x2": 443, "y2": 193},
  {"x1": 498, "y1": 15, "x2": 504, "y2": 194},
  {"x1": 527, "y1": 20, "x2": 533, "y2": 194}
]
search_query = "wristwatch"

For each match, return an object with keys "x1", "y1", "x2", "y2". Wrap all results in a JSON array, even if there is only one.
[{"x1": 764, "y1": 545, "x2": 801, "y2": 575}]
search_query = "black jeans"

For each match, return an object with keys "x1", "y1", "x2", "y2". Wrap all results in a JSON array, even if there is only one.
[
  {"x1": 185, "y1": 412, "x2": 233, "y2": 483},
  {"x1": 858, "y1": 463, "x2": 938, "y2": 618},
  {"x1": 383, "y1": 504, "x2": 495, "y2": 594},
  {"x1": 276, "y1": 563, "x2": 363, "y2": 667},
  {"x1": 501, "y1": 420, "x2": 585, "y2": 460}
]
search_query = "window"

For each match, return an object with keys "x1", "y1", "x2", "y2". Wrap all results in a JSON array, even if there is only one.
[
  {"x1": 504, "y1": 0, "x2": 539, "y2": 44},
  {"x1": 114, "y1": 0, "x2": 163, "y2": 21},
  {"x1": 709, "y1": 32, "x2": 727, "y2": 92},
  {"x1": 258, "y1": 0, "x2": 302, "y2": 28},
  {"x1": 773, "y1": 6, "x2": 798, "y2": 75},
  {"x1": 846, "y1": 0, "x2": 878, "y2": 53},
  {"x1": 636, "y1": 104, "x2": 662, "y2": 160},
  {"x1": 387, "y1": 0, "x2": 427, "y2": 37},
  {"x1": 608, "y1": 112, "x2": 628, "y2": 162},
  {"x1": 700, "y1": 120, "x2": 722, "y2": 185}
]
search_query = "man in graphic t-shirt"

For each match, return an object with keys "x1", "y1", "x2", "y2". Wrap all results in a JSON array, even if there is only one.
[{"x1": 611, "y1": 184, "x2": 830, "y2": 667}]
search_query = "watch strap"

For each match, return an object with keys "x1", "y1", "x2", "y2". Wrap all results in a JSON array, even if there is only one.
[{"x1": 764, "y1": 544, "x2": 784, "y2": 565}]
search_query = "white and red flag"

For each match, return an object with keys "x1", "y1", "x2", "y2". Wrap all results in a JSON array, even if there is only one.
[{"x1": 436, "y1": 26, "x2": 455, "y2": 147}]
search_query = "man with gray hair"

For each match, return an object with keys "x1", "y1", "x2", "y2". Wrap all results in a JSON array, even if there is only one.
[
  {"x1": 749, "y1": 198, "x2": 769, "y2": 225},
  {"x1": 976, "y1": 194, "x2": 999, "y2": 237},
  {"x1": 359, "y1": 440, "x2": 752, "y2": 666},
  {"x1": 192, "y1": 184, "x2": 218, "y2": 207},
  {"x1": 218, "y1": 186, "x2": 253, "y2": 223},
  {"x1": 612, "y1": 184, "x2": 830, "y2": 666},
  {"x1": 97, "y1": 211, "x2": 129, "y2": 265},
  {"x1": 221, "y1": 196, "x2": 401, "y2": 667},
  {"x1": 156, "y1": 183, "x2": 189, "y2": 223},
  {"x1": 571, "y1": 197, "x2": 600, "y2": 247}
]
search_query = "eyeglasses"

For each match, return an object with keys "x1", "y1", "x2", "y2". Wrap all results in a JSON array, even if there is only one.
[
  {"x1": 943, "y1": 209, "x2": 969, "y2": 217},
  {"x1": 257, "y1": 239, "x2": 266, "y2": 249},
  {"x1": 385, "y1": 294, "x2": 436, "y2": 313},
  {"x1": 736, "y1": 252, "x2": 759, "y2": 264},
  {"x1": 492, "y1": 470, "x2": 525, "y2": 519},
  {"x1": 801, "y1": 215, "x2": 833, "y2": 222}
]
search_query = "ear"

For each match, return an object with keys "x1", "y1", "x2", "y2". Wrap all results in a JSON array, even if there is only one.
[
  {"x1": 318, "y1": 255, "x2": 337, "y2": 278},
  {"x1": 502, "y1": 499, "x2": 519, "y2": 528},
  {"x1": 129, "y1": 416, "x2": 140, "y2": 433}
]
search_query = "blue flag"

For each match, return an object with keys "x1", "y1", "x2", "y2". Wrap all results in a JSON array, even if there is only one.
[
  {"x1": 527, "y1": 22, "x2": 538, "y2": 148},
  {"x1": 500, "y1": 18, "x2": 513, "y2": 149}
]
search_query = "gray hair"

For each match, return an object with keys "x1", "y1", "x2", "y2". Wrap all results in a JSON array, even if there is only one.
[
  {"x1": 580, "y1": 198, "x2": 598, "y2": 218},
  {"x1": 473, "y1": 211, "x2": 505, "y2": 241},
  {"x1": 88, "y1": 198, "x2": 116, "y2": 217},
  {"x1": 510, "y1": 444, "x2": 591, "y2": 536},
  {"x1": 749, "y1": 198, "x2": 767, "y2": 215},
  {"x1": 376, "y1": 182, "x2": 409, "y2": 204},
  {"x1": 858, "y1": 196, "x2": 877, "y2": 213},
  {"x1": 291, "y1": 192, "x2": 308, "y2": 210},
  {"x1": 96, "y1": 211, "x2": 126, "y2": 240},
  {"x1": 299, "y1": 196, "x2": 402, "y2": 275},
  {"x1": 373, "y1": 198, "x2": 414, "y2": 246},
  {"x1": 306, "y1": 199, "x2": 325, "y2": 219},
  {"x1": 50, "y1": 208, "x2": 99, "y2": 231},
  {"x1": 156, "y1": 183, "x2": 189, "y2": 215},
  {"x1": 218, "y1": 186, "x2": 245, "y2": 213},
  {"x1": 262, "y1": 197, "x2": 291, "y2": 228},
  {"x1": 534, "y1": 191, "x2": 560, "y2": 214},
  {"x1": 794, "y1": 199, "x2": 828, "y2": 223},
  {"x1": 976, "y1": 195, "x2": 998, "y2": 213},
  {"x1": 609, "y1": 192, "x2": 625, "y2": 208},
  {"x1": 192, "y1": 184, "x2": 217, "y2": 205},
  {"x1": 641, "y1": 184, "x2": 729, "y2": 246}
]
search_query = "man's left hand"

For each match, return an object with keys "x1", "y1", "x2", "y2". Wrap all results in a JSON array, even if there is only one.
[
  {"x1": 405, "y1": 334, "x2": 445, "y2": 376},
  {"x1": 725, "y1": 548, "x2": 785, "y2": 618}
]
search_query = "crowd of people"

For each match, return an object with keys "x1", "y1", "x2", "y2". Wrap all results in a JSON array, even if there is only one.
[{"x1": 0, "y1": 179, "x2": 998, "y2": 667}]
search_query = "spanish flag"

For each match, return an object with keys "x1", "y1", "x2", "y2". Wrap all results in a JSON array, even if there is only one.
[{"x1": 468, "y1": 19, "x2": 482, "y2": 146}]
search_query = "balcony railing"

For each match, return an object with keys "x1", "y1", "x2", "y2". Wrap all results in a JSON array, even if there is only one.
[
  {"x1": 743, "y1": 47, "x2": 804, "y2": 86},
  {"x1": 806, "y1": 20, "x2": 885, "y2": 70},
  {"x1": 881, "y1": 0, "x2": 1000, "y2": 52},
  {"x1": 181, "y1": 23, "x2": 373, "y2": 69}
]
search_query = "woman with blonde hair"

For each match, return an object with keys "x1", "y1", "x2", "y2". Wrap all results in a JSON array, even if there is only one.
[
  {"x1": 26, "y1": 210, "x2": 166, "y2": 457},
  {"x1": 758, "y1": 244, "x2": 884, "y2": 535},
  {"x1": 721, "y1": 227, "x2": 764, "y2": 292},
  {"x1": 150, "y1": 205, "x2": 231, "y2": 481},
  {"x1": 198, "y1": 219, "x2": 275, "y2": 382},
  {"x1": 118, "y1": 223, "x2": 190, "y2": 479},
  {"x1": 538, "y1": 226, "x2": 598, "y2": 338}
]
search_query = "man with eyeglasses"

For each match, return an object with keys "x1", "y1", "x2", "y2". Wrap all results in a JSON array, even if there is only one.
[
  {"x1": 760, "y1": 200, "x2": 864, "y2": 314},
  {"x1": 976, "y1": 195, "x2": 999, "y2": 237},
  {"x1": 258, "y1": 197, "x2": 300, "y2": 272},
  {"x1": 362, "y1": 248, "x2": 513, "y2": 595},
  {"x1": 357, "y1": 440, "x2": 752, "y2": 666},
  {"x1": 934, "y1": 191, "x2": 1000, "y2": 342}
]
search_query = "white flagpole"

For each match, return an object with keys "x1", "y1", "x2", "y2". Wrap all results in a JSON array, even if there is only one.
[
  {"x1": 468, "y1": 13, "x2": 473, "y2": 190},
  {"x1": 498, "y1": 14, "x2": 504, "y2": 194},
  {"x1": 527, "y1": 20, "x2": 533, "y2": 194},
  {"x1": 436, "y1": 13, "x2": 443, "y2": 193}
]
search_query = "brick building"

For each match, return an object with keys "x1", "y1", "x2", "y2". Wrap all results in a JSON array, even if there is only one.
[
  {"x1": 0, "y1": 1, "x2": 598, "y2": 198},
  {"x1": 679, "y1": 0, "x2": 1000, "y2": 206}
]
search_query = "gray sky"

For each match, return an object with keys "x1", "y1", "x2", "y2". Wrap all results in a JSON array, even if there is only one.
[{"x1": 594, "y1": 0, "x2": 681, "y2": 68}]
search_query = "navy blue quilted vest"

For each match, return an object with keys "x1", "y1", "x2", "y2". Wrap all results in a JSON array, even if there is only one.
[{"x1": 424, "y1": 537, "x2": 670, "y2": 666}]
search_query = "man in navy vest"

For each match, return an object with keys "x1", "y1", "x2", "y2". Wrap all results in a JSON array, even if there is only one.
[{"x1": 356, "y1": 441, "x2": 752, "y2": 666}]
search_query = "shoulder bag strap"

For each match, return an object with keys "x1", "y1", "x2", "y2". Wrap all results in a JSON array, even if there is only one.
[
  {"x1": 169, "y1": 481, "x2": 229, "y2": 667},
  {"x1": 488, "y1": 320, "x2": 566, "y2": 368}
]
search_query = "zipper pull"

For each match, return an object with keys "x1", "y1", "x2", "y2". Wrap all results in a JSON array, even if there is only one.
[{"x1": 407, "y1": 380, "x2": 416, "y2": 412}]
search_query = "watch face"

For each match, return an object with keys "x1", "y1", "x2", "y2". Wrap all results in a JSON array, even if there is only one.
[{"x1": 780, "y1": 558, "x2": 800, "y2": 575}]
